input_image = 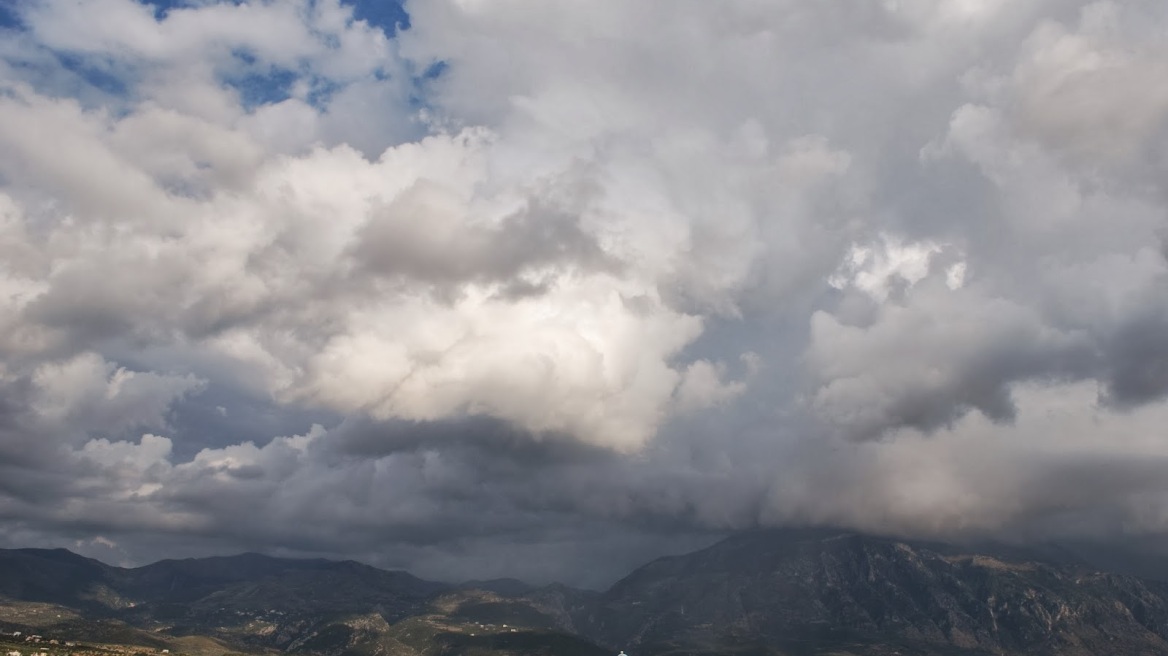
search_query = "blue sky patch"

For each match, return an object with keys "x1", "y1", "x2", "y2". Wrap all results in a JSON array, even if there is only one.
[
  {"x1": 349, "y1": 0, "x2": 410, "y2": 35},
  {"x1": 229, "y1": 66, "x2": 300, "y2": 108},
  {"x1": 143, "y1": 0, "x2": 410, "y2": 33},
  {"x1": 0, "y1": 1, "x2": 20, "y2": 30}
]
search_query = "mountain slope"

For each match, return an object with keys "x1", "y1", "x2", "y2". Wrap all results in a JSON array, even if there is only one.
[
  {"x1": 580, "y1": 528, "x2": 1168, "y2": 656},
  {"x1": 0, "y1": 549, "x2": 600, "y2": 656},
  {"x1": 0, "y1": 548, "x2": 121, "y2": 610},
  {"x1": 6, "y1": 534, "x2": 1168, "y2": 656}
]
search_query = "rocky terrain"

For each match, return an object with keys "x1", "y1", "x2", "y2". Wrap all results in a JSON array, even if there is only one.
[
  {"x1": 3, "y1": 530, "x2": 1168, "y2": 655},
  {"x1": 581, "y1": 529, "x2": 1168, "y2": 655}
]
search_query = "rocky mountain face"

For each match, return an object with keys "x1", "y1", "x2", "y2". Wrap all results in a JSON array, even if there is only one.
[
  {"x1": 4, "y1": 530, "x2": 1168, "y2": 655},
  {"x1": 579, "y1": 528, "x2": 1168, "y2": 655}
]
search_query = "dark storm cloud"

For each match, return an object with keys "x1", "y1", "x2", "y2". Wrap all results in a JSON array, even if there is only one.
[
  {"x1": 1102, "y1": 306, "x2": 1168, "y2": 407},
  {"x1": 327, "y1": 414, "x2": 617, "y2": 465}
]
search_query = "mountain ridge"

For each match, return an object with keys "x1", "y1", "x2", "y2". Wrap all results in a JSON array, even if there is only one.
[
  {"x1": 581, "y1": 528, "x2": 1168, "y2": 655},
  {"x1": 4, "y1": 530, "x2": 1168, "y2": 655}
]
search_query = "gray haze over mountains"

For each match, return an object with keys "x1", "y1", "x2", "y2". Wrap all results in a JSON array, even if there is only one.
[{"x1": 1, "y1": 0, "x2": 1168, "y2": 588}]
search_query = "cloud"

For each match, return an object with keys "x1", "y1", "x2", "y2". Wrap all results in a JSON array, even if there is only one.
[
  {"x1": 762, "y1": 380, "x2": 1168, "y2": 541},
  {"x1": 1, "y1": 0, "x2": 1168, "y2": 585}
]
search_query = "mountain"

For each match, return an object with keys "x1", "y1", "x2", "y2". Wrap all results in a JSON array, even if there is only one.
[
  {"x1": 5, "y1": 531, "x2": 1168, "y2": 656},
  {"x1": 457, "y1": 579, "x2": 537, "y2": 597},
  {"x1": 0, "y1": 548, "x2": 119, "y2": 610},
  {"x1": 0, "y1": 548, "x2": 601, "y2": 656},
  {"x1": 579, "y1": 528, "x2": 1168, "y2": 655}
]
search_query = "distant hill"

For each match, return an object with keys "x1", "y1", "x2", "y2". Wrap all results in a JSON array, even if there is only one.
[
  {"x1": 457, "y1": 579, "x2": 537, "y2": 597},
  {"x1": 0, "y1": 548, "x2": 599, "y2": 656},
  {"x1": 0, "y1": 548, "x2": 117, "y2": 610},
  {"x1": 5, "y1": 531, "x2": 1168, "y2": 655}
]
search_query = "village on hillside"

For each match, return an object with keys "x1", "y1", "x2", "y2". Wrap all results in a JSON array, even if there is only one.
[{"x1": 1, "y1": 630, "x2": 174, "y2": 656}]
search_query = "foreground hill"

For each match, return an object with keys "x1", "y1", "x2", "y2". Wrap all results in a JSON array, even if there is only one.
[{"x1": 5, "y1": 530, "x2": 1168, "y2": 655}]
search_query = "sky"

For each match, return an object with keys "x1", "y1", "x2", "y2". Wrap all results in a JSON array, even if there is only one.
[{"x1": 1, "y1": 0, "x2": 1168, "y2": 589}]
